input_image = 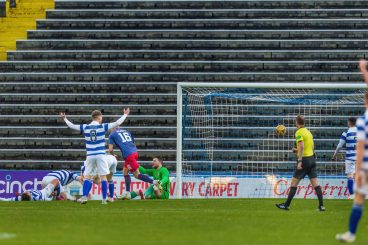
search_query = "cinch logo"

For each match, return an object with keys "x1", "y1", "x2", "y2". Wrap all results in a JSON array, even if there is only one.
[{"x1": 0, "y1": 175, "x2": 42, "y2": 194}]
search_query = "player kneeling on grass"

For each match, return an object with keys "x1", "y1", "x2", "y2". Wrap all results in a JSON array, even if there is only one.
[
  {"x1": 81, "y1": 154, "x2": 118, "y2": 202},
  {"x1": 42, "y1": 170, "x2": 83, "y2": 200},
  {"x1": 276, "y1": 115, "x2": 325, "y2": 211},
  {"x1": 332, "y1": 117, "x2": 357, "y2": 196},
  {"x1": 130, "y1": 157, "x2": 170, "y2": 200},
  {"x1": 336, "y1": 92, "x2": 368, "y2": 243},
  {"x1": 108, "y1": 127, "x2": 160, "y2": 199},
  {"x1": 0, "y1": 179, "x2": 58, "y2": 201}
]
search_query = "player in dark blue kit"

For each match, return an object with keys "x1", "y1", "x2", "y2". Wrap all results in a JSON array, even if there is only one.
[{"x1": 108, "y1": 127, "x2": 160, "y2": 199}]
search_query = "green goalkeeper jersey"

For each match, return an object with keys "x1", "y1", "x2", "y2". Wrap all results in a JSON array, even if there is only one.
[{"x1": 139, "y1": 166, "x2": 170, "y2": 193}]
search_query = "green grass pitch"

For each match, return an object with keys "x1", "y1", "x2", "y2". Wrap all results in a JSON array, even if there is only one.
[{"x1": 0, "y1": 199, "x2": 366, "y2": 245}]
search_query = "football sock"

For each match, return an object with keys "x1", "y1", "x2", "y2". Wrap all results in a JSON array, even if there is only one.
[
  {"x1": 349, "y1": 204, "x2": 363, "y2": 234},
  {"x1": 138, "y1": 174, "x2": 153, "y2": 184},
  {"x1": 82, "y1": 179, "x2": 93, "y2": 197},
  {"x1": 124, "y1": 175, "x2": 131, "y2": 192},
  {"x1": 347, "y1": 178, "x2": 354, "y2": 195},
  {"x1": 108, "y1": 181, "x2": 114, "y2": 198},
  {"x1": 101, "y1": 180, "x2": 108, "y2": 200},
  {"x1": 315, "y1": 185, "x2": 324, "y2": 207},
  {"x1": 285, "y1": 186, "x2": 297, "y2": 207}
]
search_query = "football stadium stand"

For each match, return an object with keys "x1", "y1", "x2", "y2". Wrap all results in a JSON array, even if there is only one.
[{"x1": 0, "y1": 0, "x2": 367, "y2": 170}]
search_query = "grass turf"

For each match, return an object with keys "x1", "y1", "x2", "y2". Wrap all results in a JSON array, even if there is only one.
[{"x1": 0, "y1": 199, "x2": 366, "y2": 245}]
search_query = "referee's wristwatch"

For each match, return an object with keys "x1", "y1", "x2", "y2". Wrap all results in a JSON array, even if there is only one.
[{"x1": 297, "y1": 159, "x2": 302, "y2": 163}]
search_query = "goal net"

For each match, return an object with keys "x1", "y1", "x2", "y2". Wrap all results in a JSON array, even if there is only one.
[{"x1": 175, "y1": 83, "x2": 366, "y2": 199}]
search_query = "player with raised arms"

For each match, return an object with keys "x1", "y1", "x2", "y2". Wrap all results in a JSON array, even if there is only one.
[
  {"x1": 60, "y1": 108, "x2": 129, "y2": 204},
  {"x1": 332, "y1": 117, "x2": 357, "y2": 196},
  {"x1": 276, "y1": 115, "x2": 325, "y2": 211},
  {"x1": 130, "y1": 156, "x2": 170, "y2": 200},
  {"x1": 41, "y1": 170, "x2": 83, "y2": 200},
  {"x1": 81, "y1": 154, "x2": 118, "y2": 202},
  {"x1": 108, "y1": 127, "x2": 160, "y2": 200}
]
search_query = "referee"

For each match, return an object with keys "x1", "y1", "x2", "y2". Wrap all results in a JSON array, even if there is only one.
[{"x1": 276, "y1": 115, "x2": 325, "y2": 211}]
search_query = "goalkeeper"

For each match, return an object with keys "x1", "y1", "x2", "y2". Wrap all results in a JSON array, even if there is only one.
[{"x1": 130, "y1": 156, "x2": 170, "y2": 200}]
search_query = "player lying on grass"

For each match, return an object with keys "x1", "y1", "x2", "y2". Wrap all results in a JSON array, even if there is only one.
[
  {"x1": 332, "y1": 117, "x2": 357, "y2": 196},
  {"x1": 108, "y1": 127, "x2": 160, "y2": 200},
  {"x1": 42, "y1": 170, "x2": 83, "y2": 200},
  {"x1": 129, "y1": 156, "x2": 170, "y2": 200},
  {"x1": 0, "y1": 179, "x2": 58, "y2": 201},
  {"x1": 60, "y1": 108, "x2": 129, "y2": 205},
  {"x1": 276, "y1": 115, "x2": 325, "y2": 211},
  {"x1": 336, "y1": 66, "x2": 368, "y2": 243},
  {"x1": 81, "y1": 154, "x2": 118, "y2": 202}
]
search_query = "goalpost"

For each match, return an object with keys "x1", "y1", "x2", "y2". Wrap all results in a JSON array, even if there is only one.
[{"x1": 176, "y1": 83, "x2": 367, "y2": 199}]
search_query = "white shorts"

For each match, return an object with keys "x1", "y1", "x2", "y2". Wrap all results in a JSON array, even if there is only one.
[
  {"x1": 355, "y1": 171, "x2": 368, "y2": 196},
  {"x1": 106, "y1": 155, "x2": 117, "y2": 174},
  {"x1": 345, "y1": 160, "x2": 356, "y2": 175},
  {"x1": 41, "y1": 176, "x2": 64, "y2": 193},
  {"x1": 85, "y1": 154, "x2": 110, "y2": 176}
]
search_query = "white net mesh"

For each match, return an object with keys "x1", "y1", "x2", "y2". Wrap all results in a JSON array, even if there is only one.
[{"x1": 178, "y1": 85, "x2": 366, "y2": 199}]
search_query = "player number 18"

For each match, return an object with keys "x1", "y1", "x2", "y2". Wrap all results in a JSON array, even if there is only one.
[{"x1": 118, "y1": 132, "x2": 132, "y2": 143}]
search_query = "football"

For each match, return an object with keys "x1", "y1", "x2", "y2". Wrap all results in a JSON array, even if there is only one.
[{"x1": 275, "y1": 125, "x2": 286, "y2": 136}]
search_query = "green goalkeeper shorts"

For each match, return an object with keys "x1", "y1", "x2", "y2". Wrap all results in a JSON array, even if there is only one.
[{"x1": 144, "y1": 185, "x2": 169, "y2": 199}]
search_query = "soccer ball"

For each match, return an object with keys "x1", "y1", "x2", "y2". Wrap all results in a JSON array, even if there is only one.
[{"x1": 275, "y1": 125, "x2": 286, "y2": 136}]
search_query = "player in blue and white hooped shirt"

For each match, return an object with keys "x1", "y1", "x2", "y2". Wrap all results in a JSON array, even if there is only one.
[
  {"x1": 0, "y1": 181, "x2": 57, "y2": 202},
  {"x1": 332, "y1": 117, "x2": 357, "y2": 195},
  {"x1": 60, "y1": 108, "x2": 129, "y2": 205},
  {"x1": 81, "y1": 154, "x2": 118, "y2": 202},
  {"x1": 41, "y1": 170, "x2": 83, "y2": 200},
  {"x1": 336, "y1": 62, "x2": 368, "y2": 242}
]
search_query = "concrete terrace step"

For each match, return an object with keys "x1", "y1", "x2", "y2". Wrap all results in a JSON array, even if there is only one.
[
  {"x1": 54, "y1": 0, "x2": 368, "y2": 10},
  {"x1": 0, "y1": 92, "x2": 176, "y2": 104},
  {"x1": 0, "y1": 150, "x2": 176, "y2": 165},
  {"x1": 0, "y1": 114, "x2": 354, "y2": 127},
  {"x1": 26, "y1": 29, "x2": 368, "y2": 40},
  {"x1": 1, "y1": 115, "x2": 176, "y2": 126},
  {"x1": 16, "y1": 39, "x2": 368, "y2": 50},
  {"x1": 46, "y1": 9, "x2": 368, "y2": 19},
  {"x1": 7, "y1": 49, "x2": 368, "y2": 61},
  {"x1": 0, "y1": 103, "x2": 177, "y2": 116},
  {"x1": 0, "y1": 71, "x2": 361, "y2": 82},
  {"x1": 0, "y1": 60, "x2": 360, "y2": 72},
  {"x1": 0, "y1": 127, "x2": 176, "y2": 139},
  {"x1": 1, "y1": 139, "x2": 175, "y2": 149},
  {"x1": 0, "y1": 142, "x2": 335, "y2": 154},
  {"x1": 35, "y1": 18, "x2": 368, "y2": 30},
  {"x1": 0, "y1": 81, "x2": 177, "y2": 93}
]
